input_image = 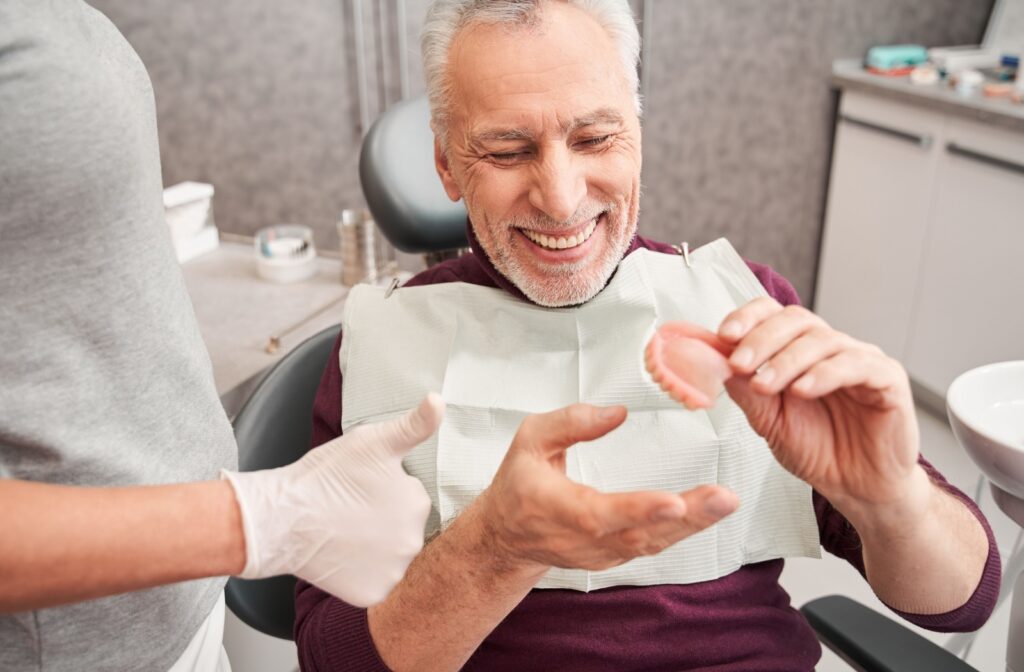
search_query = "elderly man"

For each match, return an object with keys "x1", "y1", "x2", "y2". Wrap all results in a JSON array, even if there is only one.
[{"x1": 294, "y1": 1, "x2": 999, "y2": 670}]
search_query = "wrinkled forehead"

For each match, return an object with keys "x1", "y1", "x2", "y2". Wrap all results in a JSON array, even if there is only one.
[{"x1": 445, "y1": 6, "x2": 636, "y2": 140}]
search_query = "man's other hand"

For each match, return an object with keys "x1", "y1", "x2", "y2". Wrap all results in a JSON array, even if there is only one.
[{"x1": 473, "y1": 404, "x2": 738, "y2": 574}]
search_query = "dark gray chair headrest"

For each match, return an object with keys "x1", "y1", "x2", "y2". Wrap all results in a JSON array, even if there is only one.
[{"x1": 359, "y1": 96, "x2": 469, "y2": 253}]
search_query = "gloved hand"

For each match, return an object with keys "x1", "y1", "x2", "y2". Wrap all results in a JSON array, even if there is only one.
[{"x1": 222, "y1": 393, "x2": 443, "y2": 607}]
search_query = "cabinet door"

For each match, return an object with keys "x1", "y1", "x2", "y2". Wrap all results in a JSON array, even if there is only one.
[
  {"x1": 814, "y1": 92, "x2": 944, "y2": 361},
  {"x1": 905, "y1": 119, "x2": 1024, "y2": 395}
]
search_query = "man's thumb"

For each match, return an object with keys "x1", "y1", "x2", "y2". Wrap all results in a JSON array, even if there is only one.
[
  {"x1": 520, "y1": 404, "x2": 628, "y2": 459},
  {"x1": 378, "y1": 393, "x2": 446, "y2": 457}
]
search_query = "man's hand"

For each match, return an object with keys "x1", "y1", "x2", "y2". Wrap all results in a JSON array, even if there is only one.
[
  {"x1": 224, "y1": 394, "x2": 443, "y2": 607},
  {"x1": 473, "y1": 404, "x2": 739, "y2": 574},
  {"x1": 716, "y1": 297, "x2": 926, "y2": 518},
  {"x1": 712, "y1": 298, "x2": 992, "y2": 616}
]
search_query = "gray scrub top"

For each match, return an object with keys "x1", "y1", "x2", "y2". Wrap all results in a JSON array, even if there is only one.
[{"x1": 0, "y1": 1, "x2": 236, "y2": 669}]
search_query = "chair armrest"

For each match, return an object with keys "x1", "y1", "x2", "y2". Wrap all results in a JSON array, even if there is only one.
[{"x1": 799, "y1": 595, "x2": 976, "y2": 672}]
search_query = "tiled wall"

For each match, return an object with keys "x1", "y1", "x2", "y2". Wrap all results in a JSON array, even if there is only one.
[{"x1": 92, "y1": 0, "x2": 993, "y2": 300}]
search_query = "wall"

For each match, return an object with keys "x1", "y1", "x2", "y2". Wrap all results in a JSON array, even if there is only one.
[
  {"x1": 91, "y1": 0, "x2": 994, "y2": 301},
  {"x1": 638, "y1": 0, "x2": 994, "y2": 301}
]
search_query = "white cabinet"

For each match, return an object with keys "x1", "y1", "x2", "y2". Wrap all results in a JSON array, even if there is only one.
[
  {"x1": 816, "y1": 92, "x2": 945, "y2": 358},
  {"x1": 816, "y1": 92, "x2": 1024, "y2": 398},
  {"x1": 905, "y1": 119, "x2": 1024, "y2": 393}
]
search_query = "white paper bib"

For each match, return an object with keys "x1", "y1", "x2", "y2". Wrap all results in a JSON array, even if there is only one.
[{"x1": 340, "y1": 238, "x2": 820, "y2": 591}]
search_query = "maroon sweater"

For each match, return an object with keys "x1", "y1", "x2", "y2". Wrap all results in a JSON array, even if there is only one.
[{"x1": 295, "y1": 231, "x2": 1000, "y2": 672}]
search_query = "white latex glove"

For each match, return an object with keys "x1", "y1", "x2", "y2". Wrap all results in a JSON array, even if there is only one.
[{"x1": 222, "y1": 393, "x2": 443, "y2": 607}]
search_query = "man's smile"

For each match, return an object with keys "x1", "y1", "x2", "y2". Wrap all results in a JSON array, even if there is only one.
[{"x1": 514, "y1": 213, "x2": 605, "y2": 263}]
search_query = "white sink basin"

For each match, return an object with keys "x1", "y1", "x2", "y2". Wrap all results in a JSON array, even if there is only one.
[{"x1": 948, "y1": 361, "x2": 1024, "y2": 500}]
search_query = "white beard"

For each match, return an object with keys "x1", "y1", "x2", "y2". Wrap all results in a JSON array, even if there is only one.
[{"x1": 475, "y1": 203, "x2": 636, "y2": 308}]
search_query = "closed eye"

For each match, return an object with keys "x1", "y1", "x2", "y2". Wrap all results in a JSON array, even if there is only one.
[
  {"x1": 488, "y1": 151, "x2": 531, "y2": 165},
  {"x1": 577, "y1": 135, "x2": 612, "y2": 149}
]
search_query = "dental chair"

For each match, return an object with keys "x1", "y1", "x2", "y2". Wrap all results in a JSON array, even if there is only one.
[
  {"x1": 224, "y1": 96, "x2": 460, "y2": 642},
  {"x1": 800, "y1": 596, "x2": 976, "y2": 671},
  {"x1": 359, "y1": 95, "x2": 468, "y2": 260},
  {"x1": 225, "y1": 324, "x2": 341, "y2": 641},
  {"x1": 356, "y1": 94, "x2": 984, "y2": 672}
]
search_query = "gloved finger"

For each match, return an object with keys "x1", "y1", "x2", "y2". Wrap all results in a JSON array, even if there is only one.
[
  {"x1": 311, "y1": 558, "x2": 407, "y2": 608},
  {"x1": 516, "y1": 404, "x2": 628, "y2": 459},
  {"x1": 375, "y1": 392, "x2": 446, "y2": 458}
]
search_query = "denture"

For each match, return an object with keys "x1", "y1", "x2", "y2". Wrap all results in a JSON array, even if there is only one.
[{"x1": 645, "y1": 322, "x2": 735, "y2": 409}]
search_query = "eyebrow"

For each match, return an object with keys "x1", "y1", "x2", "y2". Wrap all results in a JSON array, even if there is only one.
[
  {"x1": 470, "y1": 107, "x2": 624, "y2": 145},
  {"x1": 564, "y1": 108, "x2": 624, "y2": 134}
]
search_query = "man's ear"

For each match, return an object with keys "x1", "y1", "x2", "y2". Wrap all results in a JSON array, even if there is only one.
[{"x1": 434, "y1": 137, "x2": 463, "y2": 202}]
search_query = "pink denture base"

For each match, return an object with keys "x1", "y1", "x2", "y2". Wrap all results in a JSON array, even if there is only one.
[{"x1": 645, "y1": 322, "x2": 735, "y2": 409}]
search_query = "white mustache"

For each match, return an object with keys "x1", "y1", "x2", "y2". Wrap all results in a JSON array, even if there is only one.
[{"x1": 506, "y1": 204, "x2": 613, "y2": 233}]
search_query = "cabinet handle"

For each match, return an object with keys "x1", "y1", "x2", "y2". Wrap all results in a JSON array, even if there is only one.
[
  {"x1": 946, "y1": 143, "x2": 1024, "y2": 177},
  {"x1": 839, "y1": 114, "x2": 932, "y2": 148}
]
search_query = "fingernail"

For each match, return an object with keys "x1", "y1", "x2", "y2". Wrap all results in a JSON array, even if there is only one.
[
  {"x1": 703, "y1": 491, "x2": 737, "y2": 518},
  {"x1": 721, "y1": 320, "x2": 743, "y2": 340},
  {"x1": 730, "y1": 346, "x2": 753, "y2": 369},
  {"x1": 754, "y1": 365, "x2": 775, "y2": 384},
  {"x1": 653, "y1": 503, "x2": 687, "y2": 521},
  {"x1": 795, "y1": 375, "x2": 815, "y2": 392},
  {"x1": 598, "y1": 406, "x2": 622, "y2": 420}
]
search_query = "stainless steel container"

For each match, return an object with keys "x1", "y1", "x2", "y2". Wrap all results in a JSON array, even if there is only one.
[
  {"x1": 338, "y1": 209, "x2": 378, "y2": 286},
  {"x1": 338, "y1": 209, "x2": 398, "y2": 286}
]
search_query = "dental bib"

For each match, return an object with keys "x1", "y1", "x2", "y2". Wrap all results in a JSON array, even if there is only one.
[{"x1": 340, "y1": 238, "x2": 820, "y2": 590}]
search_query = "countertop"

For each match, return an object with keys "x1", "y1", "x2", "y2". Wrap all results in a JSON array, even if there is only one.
[
  {"x1": 832, "y1": 58, "x2": 1024, "y2": 134},
  {"x1": 182, "y1": 241, "x2": 350, "y2": 416}
]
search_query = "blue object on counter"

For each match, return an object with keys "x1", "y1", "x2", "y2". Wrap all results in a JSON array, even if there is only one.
[
  {"x1": 1002, "y1": 54, "x2": 1019, "y2": 68},
  {"x1": 866, "y1": 44, "x2": 928, "y2": 70}
]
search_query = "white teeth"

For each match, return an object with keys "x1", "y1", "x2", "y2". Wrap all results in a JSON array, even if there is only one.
[{"x1": 523, "y1": 218, "x2": 599, "y2": 250}]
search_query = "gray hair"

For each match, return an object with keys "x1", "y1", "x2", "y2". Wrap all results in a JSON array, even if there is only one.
[{"x1": 421, "y1": 0, "x2": 642, "y2": 146}]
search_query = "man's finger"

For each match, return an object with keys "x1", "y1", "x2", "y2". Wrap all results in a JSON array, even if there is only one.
[
  {"x1": 516, "y1": 404, "x2": 627, "y2": 459},
  {"x1": 717, "y1": 296, "x2": 783, "y2": 343},
  {"x1": 581, "y1": 489, "x2": 689, "y2": 534},
  {"x1": 613, "y1": 486, "x2": 740, "y2": 554},
  {"x1": 725, "y1": 306, "x2": 827, "y2": 376},
  {"x1": 790, "y1": 350, "x2": 904, "y2": 400},
  {"x1": 568, "y1": 484, "x2": 738, "y2": 537},
  {"x1": 747, "y1": 327, "x2": 847, "y2": 395},
  {"x1": 375, "y1": 392, "x2": 446, "y2": 458}
]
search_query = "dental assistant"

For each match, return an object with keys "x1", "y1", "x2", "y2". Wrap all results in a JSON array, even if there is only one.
[{"x1": 0, "y1": 2, "x2": 437, "y2": 671}]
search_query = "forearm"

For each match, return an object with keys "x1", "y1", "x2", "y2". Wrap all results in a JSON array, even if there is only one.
[
  {"x1": 368, "y1": 500, "x2": 547, "y2": 672},
  {"x1": 0, "y1": 479, "x2": 245, "y2": 613},
  {"x1": 837, "y1": 466, "x2": 989, "y2": 615}
]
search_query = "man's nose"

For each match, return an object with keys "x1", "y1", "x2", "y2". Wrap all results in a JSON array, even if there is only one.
[{"x1": 528, "y1": 147, "x2": 586, "y2": 224}]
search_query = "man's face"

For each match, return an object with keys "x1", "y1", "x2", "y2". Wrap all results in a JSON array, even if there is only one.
[{"x1": 434, "y1": 2, "x2": 642, "y2": 307}]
